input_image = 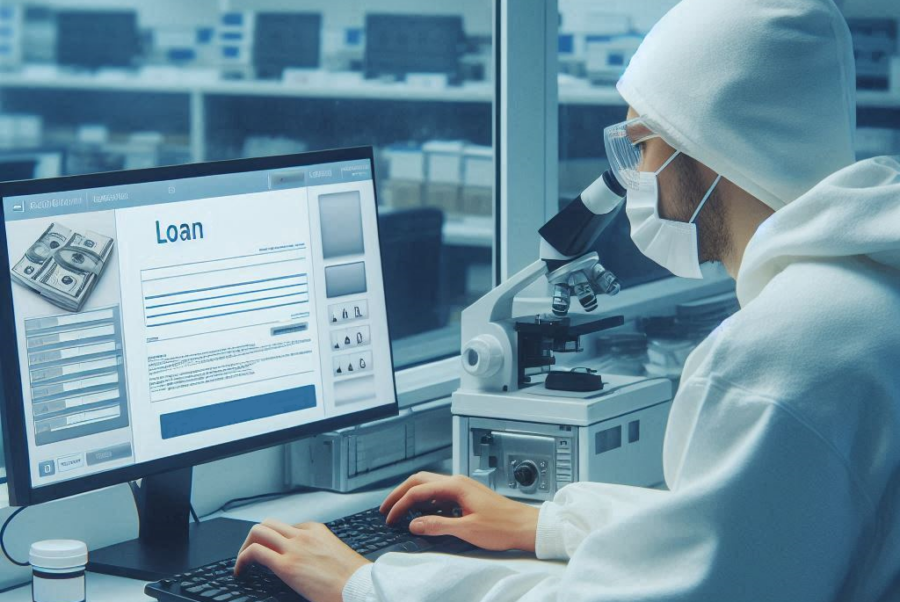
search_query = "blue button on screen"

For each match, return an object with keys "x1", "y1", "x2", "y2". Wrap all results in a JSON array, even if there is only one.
[
  {"x1": 222, "y1": 13, "x2": 244, "y2": 26},
  {"x1": 159, "y1": 385, "x2": 317, "y2": 439}
]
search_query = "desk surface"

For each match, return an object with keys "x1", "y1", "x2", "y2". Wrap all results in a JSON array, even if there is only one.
[{"x1": 0, "y1": 484, "x2": 561, "y2": 601}]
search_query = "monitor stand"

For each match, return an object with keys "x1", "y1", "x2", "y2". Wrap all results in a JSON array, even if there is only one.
[{"x1": 88, "y1": 466, "x2": 256, "y2": 581}]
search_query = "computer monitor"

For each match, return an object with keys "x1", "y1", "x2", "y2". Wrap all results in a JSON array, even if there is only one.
[
  {"x1": 0, "y1": 159, "x2": 35, "y2": 183},
  {"x1": 253, "y1": 12, "x2": 322, "y2": 79},
  {"x1": 378, "y1": 207, "x2": 445, "y2": 339},
  {"x1": 0, "y1": 147, "x2": 398, "y2": 579},
  {"x1": 56, "y1": 10, "x2": 140, "y2": 70},
  {"x1": 364, "y1": 14, "x2": 465, "y2": 82}
]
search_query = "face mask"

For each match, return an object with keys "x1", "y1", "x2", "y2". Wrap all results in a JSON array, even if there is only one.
[{"x1": 625, "y1": 150, "x2": 721, "y2": 279}]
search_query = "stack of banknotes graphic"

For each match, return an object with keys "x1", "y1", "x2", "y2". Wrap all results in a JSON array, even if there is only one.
[{"x1": 11, "y1": 223, "x2": 114, "y2": 312}]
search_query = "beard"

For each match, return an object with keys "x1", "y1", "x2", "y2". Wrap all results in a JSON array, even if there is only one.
[{"x1": 659, "y1": 154, "x2": 731, "y2": 264}]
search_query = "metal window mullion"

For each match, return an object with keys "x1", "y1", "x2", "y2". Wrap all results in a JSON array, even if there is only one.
[{"x1": 495, "y1": 0, "x2": 559, "y2": 284}]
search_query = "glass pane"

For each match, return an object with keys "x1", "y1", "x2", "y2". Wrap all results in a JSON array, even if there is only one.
[
  {"x1": 556, "y1": 0, "x2": 900, "y2": 379},
  {"x1": 557, "y1": 0, "x2": 679, "y2": 290},
  {"x1": 557, "y1": 1, "x2": 735, "y2": 383},
  {"x1": 558, "y1": 1, "x2": 900, "y2": 278},
  {"x1": 0, "y1": 0, "x2": 494, "y2": 371}
]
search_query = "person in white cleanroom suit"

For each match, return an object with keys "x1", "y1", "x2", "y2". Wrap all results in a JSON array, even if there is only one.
[{"x1": 233, "y1": 0, "x2": 900, "y2": 600}]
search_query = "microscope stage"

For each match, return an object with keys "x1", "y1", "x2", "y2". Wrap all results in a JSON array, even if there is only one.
[{"x1": 451, "y1": 374, "x2": 672, "y2": 427}]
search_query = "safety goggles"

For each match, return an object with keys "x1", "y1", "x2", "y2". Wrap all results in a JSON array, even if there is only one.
[{"x1": 603, "y1": 117, "x2": 660, "y2": 191}]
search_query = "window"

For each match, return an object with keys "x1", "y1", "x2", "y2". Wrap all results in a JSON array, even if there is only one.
[
  {"x1": 553, "y1": 0, "x2": 900, "y2": 380},
  {"x1": 557, "y1": 0, "x2": 680, "y2": 290},
  {"x1": 0, "y1": 0, "x2": 495, "y2": 373}
]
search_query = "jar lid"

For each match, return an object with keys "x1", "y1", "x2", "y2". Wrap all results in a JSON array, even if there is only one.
[{"x1": 29, "y1": 540, "x2": 88, "y2": 570}]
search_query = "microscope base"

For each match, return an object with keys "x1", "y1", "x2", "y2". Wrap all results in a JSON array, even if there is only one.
[{"x1": 452, "y1": 374, "x2": 673, "y2": 501}]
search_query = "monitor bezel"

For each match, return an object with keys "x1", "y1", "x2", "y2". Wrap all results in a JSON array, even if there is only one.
[{"x1": 0, "y1": 145, "x2": 400, "y2": 506}]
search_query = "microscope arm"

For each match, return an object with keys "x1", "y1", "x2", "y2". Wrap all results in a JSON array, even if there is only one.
[
  {"x1": 462, "y1": 259, "x2": 548, "y2": 330},
  {"x1": 458, "y1": 259, "x2": 548, "y2": 391}
]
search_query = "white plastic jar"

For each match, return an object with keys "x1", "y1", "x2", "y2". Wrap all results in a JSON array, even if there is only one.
[{"x1": 29, "y1": 540, "x2": 87, "y2": 602}]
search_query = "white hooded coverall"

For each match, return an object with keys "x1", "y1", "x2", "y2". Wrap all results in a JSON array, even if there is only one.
[{"x1": 344, "y1": 0, "x2": 900, "y2": 599}]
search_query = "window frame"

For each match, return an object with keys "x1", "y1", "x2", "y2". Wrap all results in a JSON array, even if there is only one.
[{"x1": 392, "y1": 0, "x2": 561, "y2": 402}]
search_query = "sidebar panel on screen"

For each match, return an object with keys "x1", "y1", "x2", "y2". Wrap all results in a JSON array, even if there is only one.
[{"x1": 4, "y1": 202, "x2": 136, "y2": 487}]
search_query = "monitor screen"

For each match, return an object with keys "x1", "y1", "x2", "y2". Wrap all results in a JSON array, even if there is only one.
[
  {"x1": 56, "y1": 10, "x2": 140, "y2": 70},
  {"x1": 0, "y1": 149, "x2": 397, "y2": 501},
  {"x1": 253, "y1": 12, "x2": 322, "y2": 79},
  {"x1": 364, "y1": 14, "x2": 464, "y2": 80}
]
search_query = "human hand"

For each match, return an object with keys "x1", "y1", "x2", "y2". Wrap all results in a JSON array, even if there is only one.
[
  {"x1": 380, "y1": 472, "x2": 540, "y2": 552},
  {"x1": 234, "y1": 519, "x2": 371, "y2": 602}
]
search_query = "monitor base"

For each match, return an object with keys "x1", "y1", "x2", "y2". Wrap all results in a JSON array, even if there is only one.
[{"x1": 88, "y1": 517, "x2": 254, "y2": 581}]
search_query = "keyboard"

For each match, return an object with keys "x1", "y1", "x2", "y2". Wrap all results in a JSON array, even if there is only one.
[{"x1": 145, "y1": 506, "x2": 473, "y2": 602}]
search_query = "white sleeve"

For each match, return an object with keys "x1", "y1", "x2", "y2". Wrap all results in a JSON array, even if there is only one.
[
  {"x1": 344, "y1": 380, "x2": 870, "y2": 602},
  {"x1": 535, "y1": 481, "x2": 668, "y2": 560},
  {"x1": 344, "y1": 554, "x2": 563, "y2": 602}
]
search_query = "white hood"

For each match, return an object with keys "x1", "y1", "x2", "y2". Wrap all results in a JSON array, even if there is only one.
[
  {"x1": 737, "y1": 155, "x2": 900, "y2": 305},
  {"x1": 617, "y1": 0, "x2": 857, "y2": 211}
]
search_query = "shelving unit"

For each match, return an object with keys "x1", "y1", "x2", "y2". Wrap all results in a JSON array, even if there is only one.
[
  {"x1": 0, "y1": 69, "x2": 494, "y2": 162},
  {"x1": 0, "y1": 69, "x2": 500, "y2": 247},
  {"x1": 4, "y1": 69, "x2": 898, "y2": 164},
  {"x1": 6, "y1": 70, "x2": 900, "y2": 108},
  {"x1": 2, "y1": 68, "x2": 898, "y2": 250},
  {"x1": 857, "y1": 89, "x2": 900, "y2": 108}
]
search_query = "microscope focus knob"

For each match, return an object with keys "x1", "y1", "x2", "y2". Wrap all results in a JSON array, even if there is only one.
[
  {"x1": 513, "y1": 461, "x2": 539, "y2": 488},
  {"x1": 462, "y1": 335, "x2": 503, "y2": 378}
]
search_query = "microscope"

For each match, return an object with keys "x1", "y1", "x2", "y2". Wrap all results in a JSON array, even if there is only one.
[{"x1": 452, "y1": 170, "x2": 673, "y2": 501}]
